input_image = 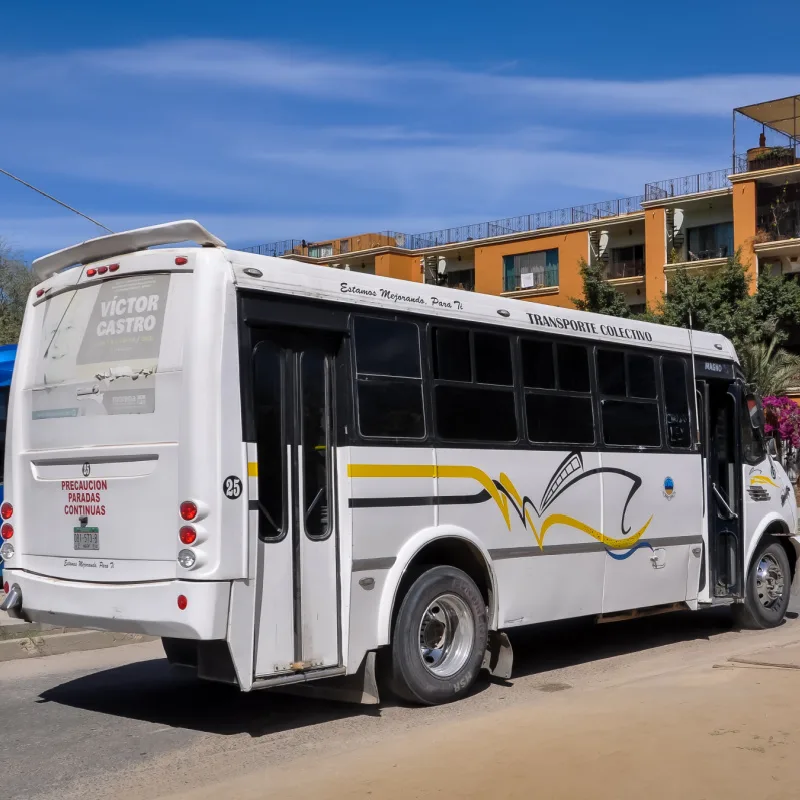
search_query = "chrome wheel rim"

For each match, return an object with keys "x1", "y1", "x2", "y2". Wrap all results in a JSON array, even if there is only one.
[
  {"x1": 417, "y1": 593, "x2": 475, "y2": 678},
  {"x1": 756, "y1": 553, "x2": 785, "y2": 609}
]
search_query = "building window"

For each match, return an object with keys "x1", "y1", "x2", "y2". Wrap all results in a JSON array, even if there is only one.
[
  {"x1": 686, "y1": 222, "x2": 733, "y2": 261},
  {"x1": 353, "y1": 316, "x2": 425, "y2": 439},
  {"x1": 309, "y1": 244, "x2": 334, "y2": 258},
  {"x1": 339, "y1": 240, "x2": 350, "y2": 254},
  {"x1": 503, "y1": 249, "x2": 558, "y2": 292},
  {"x1": 607, "y1": 244, "x2": 645, "y2": 279},
  {"x1": 432, "y1": 327, "x2": 517, "y2": 442}
]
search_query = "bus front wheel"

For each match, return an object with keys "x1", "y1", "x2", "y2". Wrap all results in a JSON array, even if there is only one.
[
  {"x1": 735, "y1": 540, "x2": 791, "y2": 629},
  {"x1": 386, "y1": 565, "x2": 488, "y2": 705}
]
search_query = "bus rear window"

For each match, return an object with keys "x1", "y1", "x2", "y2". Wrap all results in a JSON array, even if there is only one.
[{"x1": 31, "y1": 273, "x2": 173, "y2": 419}]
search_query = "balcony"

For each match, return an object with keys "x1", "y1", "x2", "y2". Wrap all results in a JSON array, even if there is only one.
[
  {"x1": 503, "y1": 266, "x2": 559, "y2": 294},
  {"x1": 734, "y1": 147, "x2": 798, "y2": 175},
  {"x1": 756, "y1": 199, "x2": 800, "y2": 243},
  {"x1": 644, "y1": 169, "x2": 730, "y2": 202},
  {"x1": 605, "y1": 258, "x2": 645, "y2": 280}
]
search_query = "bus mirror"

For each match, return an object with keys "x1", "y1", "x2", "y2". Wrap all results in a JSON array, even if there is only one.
[
  {"x1": 767, "y1": 437, "x2": 779, "y2": 458},
  {"x1": 746, "y1": 393, "x2": 765, "y2": 431}
]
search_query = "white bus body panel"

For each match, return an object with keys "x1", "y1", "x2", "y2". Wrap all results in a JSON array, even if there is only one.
[{"x1": 5, "y1": 230, "x2": 798, "y2": 697}]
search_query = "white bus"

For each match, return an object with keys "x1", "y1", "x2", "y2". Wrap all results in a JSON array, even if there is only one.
[{"x1": 2, "y1": 221, "x2": 798, "y2": 705}]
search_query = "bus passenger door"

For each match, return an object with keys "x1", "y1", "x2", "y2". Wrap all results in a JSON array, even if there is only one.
[
  {"x1": 251, "y1": 329, "x2": 341, "y2": 679},
  {"x1": 698, "y1": 379, "x2": 744, "y2": 598}
]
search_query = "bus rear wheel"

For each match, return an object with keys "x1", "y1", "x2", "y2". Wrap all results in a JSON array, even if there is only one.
[
  {"x1": 386, "y1": 565, "x2": 488, "y2": 706},
  {"x1": 734, "y1": 540, "x2": 791, "y2": 630}
]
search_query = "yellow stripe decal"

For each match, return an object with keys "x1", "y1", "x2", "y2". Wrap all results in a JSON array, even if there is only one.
[
  {"x1": 750, "y1": 475, "x2": 779, "y2": 488},
  {"x1": 348, "y1": 464, "x2": 436, "y2": 479},
  {"x1": 248, "y1": 462, "x2": 259, "y2": 478},
  {"x1": 347, "y1": 462, "x2": 653, "y2": 550}
]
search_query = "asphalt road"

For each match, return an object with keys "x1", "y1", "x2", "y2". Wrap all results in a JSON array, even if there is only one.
[{"x1": 5, "y1": 598, "x2": 800, "y2": 800}]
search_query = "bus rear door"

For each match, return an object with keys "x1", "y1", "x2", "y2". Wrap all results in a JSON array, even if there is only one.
[{"x1": 244, "y1": 307, "x2": 343, "y2": 681}]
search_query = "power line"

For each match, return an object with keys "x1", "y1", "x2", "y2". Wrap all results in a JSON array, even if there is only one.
[{"x1": 0, "y1": 166, "x2": 113, "y2": 234}]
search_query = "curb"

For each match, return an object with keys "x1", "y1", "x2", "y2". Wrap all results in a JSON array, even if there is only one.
[{"x1": 0, "y1": 630, "x2": 157, "y2": 662}]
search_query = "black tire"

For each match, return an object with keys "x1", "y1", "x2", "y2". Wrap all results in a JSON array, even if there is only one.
[
  {"x1": 734, "y1": 540, "x2": 791, "y2": 630},
  {"x1": 386, "y1": 565, "x2": 488, "y2": 706}
]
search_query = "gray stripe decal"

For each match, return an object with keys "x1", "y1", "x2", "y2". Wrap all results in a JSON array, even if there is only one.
[
  {"x1": 489, "y1": 535, "x2": 704, "y2": 560},
  {"x1": 352, "y1": 557, "x2": 396, "y2": 572},
  {"x1": 31, "y1": 454, "x2": 159, "y2": 466}
]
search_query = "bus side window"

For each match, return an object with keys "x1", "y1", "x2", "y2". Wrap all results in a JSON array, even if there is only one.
[
  {"x1": 740, "y1": 402, "x2": 766, "y2": 465},
  {"x1": 598, "y1": 349, "x2": 661, "y2": 448},
  {"x1": 431, "y1": 327, "x2": 517, "y2": 443},
  {"x1": 522, "y1": 339, "x2": 594, "y2": 445},
  {"x1": 662, "y1": 357, "x2": 692, "y2": 449},
  {"x1": 353, "y1": 316, "x2": 425, "y2": 439}
]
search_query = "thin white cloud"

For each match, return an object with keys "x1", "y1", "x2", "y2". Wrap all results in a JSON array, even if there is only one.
[{"x1": 4, "y1": 38, "x2": 798, "y2": 116}]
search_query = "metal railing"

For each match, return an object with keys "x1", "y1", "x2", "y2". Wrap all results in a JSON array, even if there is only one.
[
  {"x1": 644, "y1": 169, "x2": 730, "y2": 202},
  {"x1": 241, "y1": 239, "x2": 303, "y2": 257},
  {"x1": 241, "y1": 197, "x2": 643, "y2": 257},
  {"x1": 734, "y1": 147, "x2": 798, "y2": 175},
  {"x1": 503, "y1": 266, "x2": 559, "y2": 293},
  {"x1": 605, "y1": 258, "x2": 645, "y2": 279},
  {"x1": 403, "y1": 195, "x2": 644, "y2": 251}
]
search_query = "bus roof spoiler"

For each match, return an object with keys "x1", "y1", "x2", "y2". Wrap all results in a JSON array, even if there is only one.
[{"x1": 32, "y1": 220, "x2": 226, "y2": 281}]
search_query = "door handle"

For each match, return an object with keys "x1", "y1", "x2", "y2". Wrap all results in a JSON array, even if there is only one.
[{"x1": 712, "y1": 483, "x2": 738, "y2": 520}]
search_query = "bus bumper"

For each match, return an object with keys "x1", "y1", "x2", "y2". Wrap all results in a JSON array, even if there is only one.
[{"x1": 2, "y1": 569, "x2": 231, "y2": 640}]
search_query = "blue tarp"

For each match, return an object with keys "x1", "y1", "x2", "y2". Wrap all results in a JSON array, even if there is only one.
[{"x1": 0, "y1": 344, "x2": 16, "y2": 387}]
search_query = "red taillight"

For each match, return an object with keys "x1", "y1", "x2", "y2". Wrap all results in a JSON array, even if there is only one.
[
  {"x1": 36, "y1": 289, "x2": 45, "y2": 298},
  {"x1": 1, "y1": 524, "x2": 13, "y2": 540},
  {"x1": 3, "y1": 582, "x2": 8, "y2": 595},
  {"x1": 109, "y1": 263, "x2": 120, "y2": 272},
  {"x1": 180, "y1": 501, "x2": 198, "y2": 522},
  {"x1": 177, "y1": 595, "x2": 188, "y2": 610},
  {"x1": 0, "y1": 502, "x2": 12, "y2": 520},
  {"x1": 175, "y1": 256, "x2": 188, "y2": 266},
  {"x1": 86, "y1": 268, "x2": 97, "y2": 277},
  {"x1": 98, "y1": 266, "x2": 108, "y2": 275},
  {"x1": 179, "y1": 526, "x2": 197, "y2": 545}
]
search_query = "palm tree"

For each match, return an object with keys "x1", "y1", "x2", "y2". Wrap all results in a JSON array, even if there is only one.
[{"x1": 739, "y1": 337, "x2": 800, "y2": 397}]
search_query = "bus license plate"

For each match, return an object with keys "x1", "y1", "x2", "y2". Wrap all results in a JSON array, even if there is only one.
[{"x1": 73, "y1": 528, "x2": 100, "y2": 550}]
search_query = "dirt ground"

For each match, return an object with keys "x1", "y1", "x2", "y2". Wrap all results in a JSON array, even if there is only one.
[{"x1": 168, "y1": 643, "x2": 800, "y2": 800}]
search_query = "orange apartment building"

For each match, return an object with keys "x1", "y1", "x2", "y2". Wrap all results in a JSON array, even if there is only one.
[{"x1": 244, "y1": 96, "x2": 800, "y2": 317}]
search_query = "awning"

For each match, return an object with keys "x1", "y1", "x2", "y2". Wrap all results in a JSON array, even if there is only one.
[
  {"x1": 0, "y1": 344, "x2": 17, "y2": 388},
  {"x1": 736, "y1": 95, "x2": 800, "y2": 142}
]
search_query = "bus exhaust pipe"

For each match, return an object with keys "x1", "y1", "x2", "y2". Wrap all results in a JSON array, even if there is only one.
[{"x1": 0, "y1": 584, "x2": 23, "y2": 619}]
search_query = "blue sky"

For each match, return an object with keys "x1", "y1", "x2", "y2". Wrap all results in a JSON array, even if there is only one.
[{"x1": 1, "y1": 0, "x2": 797, "y2": 259}]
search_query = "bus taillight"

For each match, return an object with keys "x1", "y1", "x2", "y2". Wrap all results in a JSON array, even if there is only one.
[
  {"x1": 179, "y1": 526, "x2": 197, "y2": 545},
  {"x1": 0, "y1": 502, "x2": 12, "y2": 520},
  {"x1": 1, "y1": 523, "x2": 13, "y2": 540},
  {"x1": 179, "y1": 501, "x2": 198, "y2": 522}
]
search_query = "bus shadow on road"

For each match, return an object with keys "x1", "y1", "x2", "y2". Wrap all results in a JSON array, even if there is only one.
[
  {"x1": 498, "y1": 606, "x2": 743, "y2": 682},
  {"x1": 39, "y1": 658, "x2": 380, "y2": 738},
  {"x1": 39, "y1": 606, "x2": 766, "y2": 737}
]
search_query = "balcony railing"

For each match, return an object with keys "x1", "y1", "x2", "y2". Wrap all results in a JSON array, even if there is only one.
[
  {"x1": 503, "y1": 266, "x2": 559, "y2": 293},
  {"x1": 734, "y1": 147, "x2": 798, "y2": 175},
  {"x1": 644, "y1": 169, "x2": 730, "y2": 202},
  {"x1": 605, "y1": 258, "x2": 645, "y2": 279},
  {"x1": 405, "y1": 196, "x2": 643, "y2": 251},
  {"x1": 242, "y1": 197, "x2": 643, "y2": 257},
  {"x1": 241, "y1": 239, "x2": 303, "y2": 257}
]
